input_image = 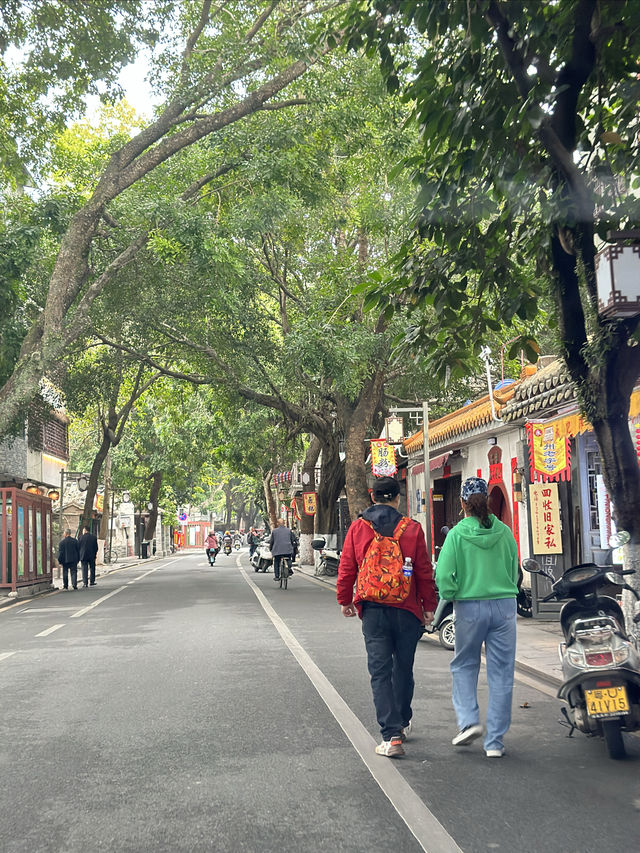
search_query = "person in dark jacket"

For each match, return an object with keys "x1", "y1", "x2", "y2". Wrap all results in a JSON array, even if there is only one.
[
  {"x1": 269, "y1": 521, "x2": 297, "y2": 581},
  {"x1": 337, "y1": 477, "x2": 437, "y2": 759},
  {"x1": 78, "y1": 526, "x2": 99, "y2": 587},
  {"x1": 58, "y1": 529, "x2": 80, "y2": 590}
]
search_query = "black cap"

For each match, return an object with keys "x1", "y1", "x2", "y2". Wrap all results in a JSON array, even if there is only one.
[{"x1": 372, "y1": 477, "x2": 400, "y2": 500}]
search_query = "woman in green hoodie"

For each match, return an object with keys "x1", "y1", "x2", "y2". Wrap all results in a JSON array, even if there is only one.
[{"x1": 435, "y1": 477, "x2": 519, "y2": 758}]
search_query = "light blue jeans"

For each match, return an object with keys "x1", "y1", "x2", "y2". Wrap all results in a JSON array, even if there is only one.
[{"x1": 450, "y1": 598, "x2": 517, "y2": 752}]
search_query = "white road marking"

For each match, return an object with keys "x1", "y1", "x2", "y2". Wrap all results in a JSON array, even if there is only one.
[
  {"x1": 18, "y1": 607, "x2": 77, "y2": 614},
  {"x1": 70, "y1": 586, "x2": 128, "y2": 618},
  {"x1": 70, "y1": 565, "x2": 161, "y2": 618},
  {"x1": 0, "y1": 652, "x2": 16, "y2": 662},
  {"x1": 35, "y1": 624, "x2": 65, "y2": 637},
  {"x1": 238, "y1": 561, "x2": 463, "y2": 853}
]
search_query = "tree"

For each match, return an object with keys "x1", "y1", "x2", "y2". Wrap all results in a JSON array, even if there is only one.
[
  {"x1": 346, "y1": 0, "x2": 640, "y2": 618},
  {"x1": 0, "y1": 0, "x2": 346, "y2": 435}
]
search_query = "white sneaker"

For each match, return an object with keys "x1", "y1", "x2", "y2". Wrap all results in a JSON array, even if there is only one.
[
  {"x1": 375, "y1": 737, "x2": 405, "y2": 758},
  {"x1": 485, "y1": 748, "x2": 505, "y2": 758},
  {"x1": 452, "y1": 724, "x2": 483, "y2": 746},
  {"x1": 401, "y1": 721, "x2": 412, "y2": 742}
]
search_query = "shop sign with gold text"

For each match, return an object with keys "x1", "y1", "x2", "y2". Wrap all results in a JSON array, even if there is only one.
[{"x1": 529, "y1": 482, "x2": 562, "y2": 554}]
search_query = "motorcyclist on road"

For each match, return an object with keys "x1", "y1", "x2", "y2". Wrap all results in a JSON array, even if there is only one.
[{"x1": 205, "y1": 532, "x2": 219, "y2": 563}]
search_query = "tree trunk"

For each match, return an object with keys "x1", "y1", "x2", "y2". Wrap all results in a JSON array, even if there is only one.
[
  {"x1": 262, "y1": 469, "x2": 278, "y2": 529},
  {"x1": 299, "y1": 436, "x2": 321, "y2": 566},
  {"x1": 144, "y1": 471, "x2": 162, "y2": 541},
  {"x1": 340, "y1": 368, "x2": 386, "y2": 520},
  {"x1": 98, "y1": 452, "x2": 112, "y2": 541},
  {"x1": 315, "y1": 434, "x2": 344, "y2": 539},
  {"x1": 81, "y1": 418, "x2": 114, "y2": 529}
]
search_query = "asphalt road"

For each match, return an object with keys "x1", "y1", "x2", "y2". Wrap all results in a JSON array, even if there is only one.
[{"x1": 0, "y1": 550, "x2": 639, "y2": 853}]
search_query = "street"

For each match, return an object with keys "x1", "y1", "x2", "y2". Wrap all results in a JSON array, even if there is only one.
[{"x1": 1, "y1": 550, "x2": 639, "y2": 853}]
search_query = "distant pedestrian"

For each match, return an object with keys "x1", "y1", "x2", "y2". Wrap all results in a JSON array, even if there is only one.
[
  {"x1": 78, "y1": 526, "x2": 99, "y2": 587},
  {"x1": 435, "y1": 477, "x2": 519, "y2": 758},
  {"x1": 337, "y1": 477, "x2": 436, "y2": 759},
  {"x1": 58, "y1": 529, "x2": 80, "y2": 591},
  {"x1": 248, "y1": 527, "x2": 260, "y2": 557},
  {"x1": 269, "y1": 521, "x2": 296, "y2": 581}
]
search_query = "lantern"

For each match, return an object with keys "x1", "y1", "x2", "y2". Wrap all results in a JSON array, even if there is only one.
[{"x1": 596, "y1": 229, "x2": 640, "y2": 320}]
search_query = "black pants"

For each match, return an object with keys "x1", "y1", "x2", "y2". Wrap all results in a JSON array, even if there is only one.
[
  {"x1": 273, "y1": 554, "x2": 291, "y2": 580},
  {"x1": 81, "y1": 560, "x2": 96, "y2": 586},
  {"x1": 62, "y1": 563, "x2": 78, "y2": 589},
  {"x1": 361, "y1": 603, "x2": 423, "y2": 741}
]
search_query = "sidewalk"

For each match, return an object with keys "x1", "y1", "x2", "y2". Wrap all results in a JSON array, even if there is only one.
[{"x1": 294, "y1": 562, "x2": 564, "y2": 688}]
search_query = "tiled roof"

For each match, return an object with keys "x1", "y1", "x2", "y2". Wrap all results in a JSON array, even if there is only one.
[
  {"x1": 501, "y1": 359, "x2": 574, "y2": 423},
  {"x1": 404, "y1": 384, "x2": 519, "y2": 453}
]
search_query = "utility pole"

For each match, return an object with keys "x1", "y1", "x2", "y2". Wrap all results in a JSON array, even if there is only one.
[{"x1": 422, "y1": 401, "x2": 432, "y2": 561}]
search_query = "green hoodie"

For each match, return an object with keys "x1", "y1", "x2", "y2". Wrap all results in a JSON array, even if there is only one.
[{"x1": 435, "y1": 515, "x2": 519, "y2": 601}]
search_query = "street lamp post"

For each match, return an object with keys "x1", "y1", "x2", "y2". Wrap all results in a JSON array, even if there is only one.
[{"x1": 422, "y1": 401, "x2": 432, "y2": 562}]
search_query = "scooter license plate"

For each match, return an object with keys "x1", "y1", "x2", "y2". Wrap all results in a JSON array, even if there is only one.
[{"x1": 585, "y1": 685, "x2": 629, "y2": 718}]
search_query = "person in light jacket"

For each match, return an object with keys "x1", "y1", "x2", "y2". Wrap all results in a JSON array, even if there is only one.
[{"x1": 435, "y1": 477, "x2": 519, "y2": 758}]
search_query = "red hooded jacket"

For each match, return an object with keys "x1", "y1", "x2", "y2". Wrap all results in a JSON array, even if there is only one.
[{"x1": 336, "y1": 504, "x2": 437, "y2": 622}]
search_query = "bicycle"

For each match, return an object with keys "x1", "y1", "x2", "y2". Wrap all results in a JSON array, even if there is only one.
[
  {"x1": 104, "y1": 546, "x2": 126, "y2": 564},
  {"x1": 279, "y1": 555, "x2": 292, "y2": 590}
]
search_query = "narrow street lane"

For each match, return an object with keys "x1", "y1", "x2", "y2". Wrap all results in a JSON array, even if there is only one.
[{"x1": 0, "y1": 551, "x2": 639, "y2": 853}]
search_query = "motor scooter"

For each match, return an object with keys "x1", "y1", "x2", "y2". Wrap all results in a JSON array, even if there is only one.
[
  {"x1": 524, "y1": 541, "x2": 640, "y2": 760},
  {"x1": 311, "y1": 537, "x2": 340, "y2": 576},
  {"x1": 250, "y1": 536, "x2": 273, "y2": 572},
  {"x1": 205, "y1": 548, "x2": 218, "y2": 566},
  {"x1": 223, "y1": 542, "x2": 233, "y2": 556}
]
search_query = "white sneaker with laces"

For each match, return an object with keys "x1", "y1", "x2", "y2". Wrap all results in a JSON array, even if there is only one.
[
  {"x1": 374, "y1": 737, "x2": 405, "y2": 758},
  {"x1": 452, "y1": 724, "x2": 483, "y2": 746}
]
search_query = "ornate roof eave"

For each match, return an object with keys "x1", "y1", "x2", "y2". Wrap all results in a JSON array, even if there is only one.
[{"x1": 403, "y1": 384, "x2": 519, "y2": 453}]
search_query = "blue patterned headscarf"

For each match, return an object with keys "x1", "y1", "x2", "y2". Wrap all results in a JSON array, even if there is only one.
[{"x1": 461, "y1": 477, "x2": 488, "y2": 501}]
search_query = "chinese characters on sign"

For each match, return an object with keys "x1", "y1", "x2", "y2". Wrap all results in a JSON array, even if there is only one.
[
  {"x1": 370, "y1": 439, "x2": 397, "y2": 477},
  {"x1": 529, "y1": 482, "x2": 562, "y2": 554},
  {"x1": 302, "y1": 492, "x2": 317, "y2": 516},
  {"x1": 527, "y1": 422, "x2": 571, "y2": 482}
]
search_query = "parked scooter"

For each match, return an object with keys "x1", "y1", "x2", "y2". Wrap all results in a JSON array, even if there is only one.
[
  {"x1": 311, "y1": 537, "x2": 340, "y2": 576},
  {"x1": 523, "y1": 537, "x2": 640, "y2": 760}
]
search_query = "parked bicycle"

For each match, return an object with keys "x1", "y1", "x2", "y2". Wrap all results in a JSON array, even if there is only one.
[{"x1": 104, "y1": 546, "x2": 127, "y2": 564}]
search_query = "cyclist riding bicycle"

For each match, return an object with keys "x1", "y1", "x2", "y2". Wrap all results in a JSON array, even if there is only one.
[{"x1": 269, "y1": 521, "x2": 297, "y2": 582}]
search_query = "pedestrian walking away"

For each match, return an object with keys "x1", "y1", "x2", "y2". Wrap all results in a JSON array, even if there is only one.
[
  {"x1": 78, "y1": 526, "x2": 99, "y2": 587},
  {"x1": 269, "y1": 521, "x2": 297, "y2": 581},
  {"x1": 58, "y1": 528, "x2": 80, "y2": 591},
  {"x1": 435, "y1": 476, "x2": 519, "y2": 758},
  {"x1": 336, "y1": 477, "x2": 436, "y2": 758}
]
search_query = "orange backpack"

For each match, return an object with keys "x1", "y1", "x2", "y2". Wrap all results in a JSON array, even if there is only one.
[{"x1": 356, "y1": 517, "x2": 412, "y2": 604}]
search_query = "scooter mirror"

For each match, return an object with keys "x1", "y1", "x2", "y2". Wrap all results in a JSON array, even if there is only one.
[
  {"x1": 609, "y1": 530, "x2": 630, "y2": 548},
  {"x1": 522, "y1": 558, "x2": 541, "y2": 573},
  {"x1": 605, "y1": 571, "x2": 626, "y2": 586}
]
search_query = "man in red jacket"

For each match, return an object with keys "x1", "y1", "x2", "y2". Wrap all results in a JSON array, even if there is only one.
[{"x1": 337, "y1": 477, "x2": 436, "y2": 758}]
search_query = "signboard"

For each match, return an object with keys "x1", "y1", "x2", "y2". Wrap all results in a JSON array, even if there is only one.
[
  {"x1": 529, "y1": 482, "x2": 562, "y2": 554},
  {"x1": 527, "y1": 423, "x2": 571, "y2": 481},
  {"x1": 179, "y1": 512, "x2": 187, "y2": 522},
  {"x1": 302, "y1": 492, "x2": 317, "y2": 516},
  {"x1": 385, "y1": 416, "x2": 404, "y2": 444},
  {"x1": 370, "y1": 439, "x2": 397, "y2": 477}
]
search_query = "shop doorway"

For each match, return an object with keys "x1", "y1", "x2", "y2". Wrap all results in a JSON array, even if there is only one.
[{"x1": 432, "y1": 475, "x2": 461, "y2": 561}]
